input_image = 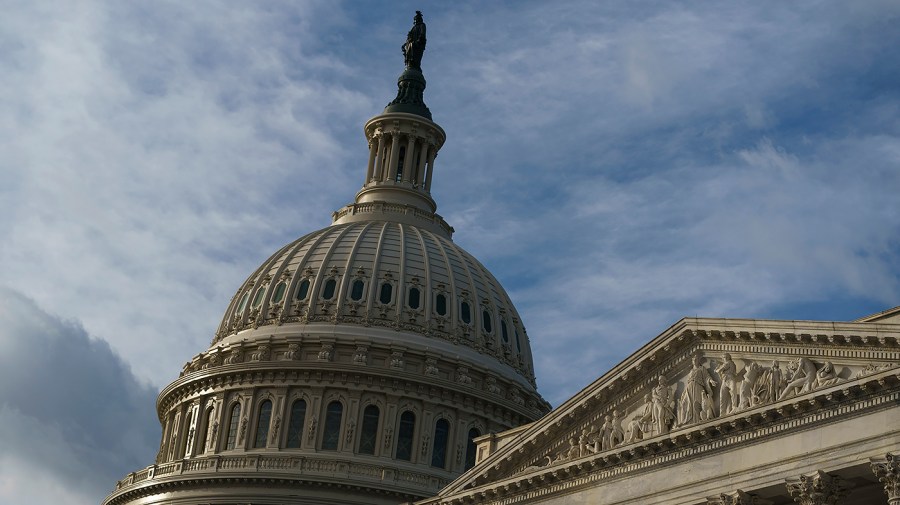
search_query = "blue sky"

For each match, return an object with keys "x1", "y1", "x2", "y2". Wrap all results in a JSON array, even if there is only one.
[{"x1": 1, "y1": 2, "x2": 899, "y2": 504}]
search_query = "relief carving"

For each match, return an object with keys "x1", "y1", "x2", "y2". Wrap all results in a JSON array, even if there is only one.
[
  {"x1": 250, "y1": 344, "x2": 270, "y2": 362},
  {"x1": 353, "y1": 346, "x2": 368, "y2": 365},
  {"x1": 283, "y1": 343, "x2": 300, "y2": 360},
  {"x1": 677, "y1": 353, "x2": 717, "y2": 427},
  {"x1": 390, "y1": 351, "x2": 405, "y2": 369},
  {"x1": 223, "y1": 347, "x2": 243, "y2": 365},
  {"x1": 485, "y1": 376, "x2": 502, "y2": 395},
  {"x1": 317, "y1": 343, "x2": 334, "y2": 362},
  {"x1": 650, "y1": 375, "x2": 675, "y2": 436},
  {"x1": 456, "y1": 366, "x2": 472, "y2": 385}
]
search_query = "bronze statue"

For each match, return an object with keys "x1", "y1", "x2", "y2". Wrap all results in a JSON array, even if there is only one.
[{"x1": 403, "y1": 11, "x2": 427, "y2": 69}]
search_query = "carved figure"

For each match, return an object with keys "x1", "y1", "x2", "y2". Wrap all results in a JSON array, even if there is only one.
[
  {"x1": 766, "y1": 361, "x2": 783, "y2": 404},
  {"x1": 485, "y1": 376, "x2": 502, "y2": 394},
  {"x1": 353, "y1": 346, "x2": 368, "y2": 365},
  {"x1": 317, "y1": 343, "x2": 334, "y2": 362},
  {"x1": 389, "y1": 351, "x2": 404, "y2": 369},
  {"x1": 813, "y1": 361, "x2": 840, "y2": 389},
  {"x1": 604, "y1": 411, "x2": 624, "y2": 449},
  {"x1": 737, "y1": 361, "x2": 765, "y2": 410},
  {"x1": 678, "y1": 354, "x2": 718, "y2": 426},
  {"x1": 223, "y1": 348, "x2": 243, "y2": 365},
  {"x1": 780, "y1": 357, "x2": 818, "y2": 399},
  {"x1": 598, "y1": 415, "x2": 614, "y2": 451},
  {"x1": 456, "y1": 366, "x2": 472, "y2": 385},
  {"x1": 700, "y1": 390, "x2": 715, "y2": 421},
  {"x1": 651, "y1": 376, "x2": 675, "y2": 435},
  {"x1": 402, "y1": 11, "x2": 427, "y2": 69},
  {"x1": 716, "y1": 353, "x2": 739, "y2": 416}
]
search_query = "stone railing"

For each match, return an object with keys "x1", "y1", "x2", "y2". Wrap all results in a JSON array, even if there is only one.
[{"x1": 111, "y1": 453, "x2": 449, "y2": 497}]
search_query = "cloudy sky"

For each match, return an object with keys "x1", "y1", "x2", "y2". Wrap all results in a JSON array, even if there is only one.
[{"x1": 1, "y1": 1, "x2": 899, "y2": 503}]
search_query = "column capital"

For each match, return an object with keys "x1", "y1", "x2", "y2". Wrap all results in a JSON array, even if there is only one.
[
  {"x1": 705, "y1": 489, "x2": 772, "y2": 505},
  {"x1": 871, "y1": 453, "x2": 900, "y2": 504},
  {"x1": 785, "y1": 470, "x2": 848, "y2": 505}
]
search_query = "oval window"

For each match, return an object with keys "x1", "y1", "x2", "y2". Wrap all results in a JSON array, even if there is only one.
[
  {"x1": 322, "y1": 279, "x2": 337, "y2": 300},
  {"x1": 296, "y1": 279, "x2": 310, "y2": 300},
  {"x1": 350, "y1": 280, "x2": 365, "y2": 301},
  {"x1": 271, "y1": 281, "x2": 286, "y2": 304},
  {"x1": 236, "y1": 292, "x2": 250, "y2": 315},
  {"x1": 379, "y1": 283, "x2": 393, "y2": 304},
  {"x1": 251, "y1": 287, "x2": 266, "y2": 308},
  {"x1": 435, "y1": 293, "x2": 447, "y2": 316},
  {"x1": 460, "y1": 302, "x2": 471, "y2": 324},
  {"x1": 482, "y1": 310, "x2": 493, "y2": 333},
  {"x1": 408, "y1": 287, "x2": 420, "y2": 309}
]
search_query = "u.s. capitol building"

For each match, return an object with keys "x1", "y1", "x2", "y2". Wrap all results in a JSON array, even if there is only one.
[{"x1": 104, "y1": 12, "x2": 899, "y2": 505}]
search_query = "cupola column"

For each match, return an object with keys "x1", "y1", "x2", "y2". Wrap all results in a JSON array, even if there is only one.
[
  {"x1": 416, "y1": 141, "x2": 429, "y2": 188},
  {"x1": 387, "y1": 132, "x2": 402, "y2": 182},
  {"x1": 402, "y1": 135, "x2": 417, "y2": 183},
  {"x1": 365, "y1": 137, "x2": 378, "y2": 183},
  {"x1": 372, "y1": 133, "x2": 386, "y2": 183},
  {"x1": 424, "y1": 144, "x2": 437, "y2": 192}
]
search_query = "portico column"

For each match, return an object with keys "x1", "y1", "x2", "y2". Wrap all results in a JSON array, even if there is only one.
[
  {"x1": 364, "y1": 137, "x2": 378, "y2": 183},
  {"x1": 871, "y1": 453, "x2": 900, "y2": 505},
  {"x1": 785, "y1": 471, "x2": 848, "y2": 505},
  {"x1": 415, "y1": 140, "x2": 429, "y2": 188},
  {"x1": 387, "y1": 132, "x2": 401, "y2": 182},
  {"x1": 372, "y1": 134, "x2": 386, "y2": 182},
  {"x1": 705, "y1": 490, "x2": 772, "y2": 504},
  {"x1": 402, "y1": 135, "x2": 416, "y2": 182},
  {"x1": 423, "y1": 143, "x2": 436, "y2": 192}
]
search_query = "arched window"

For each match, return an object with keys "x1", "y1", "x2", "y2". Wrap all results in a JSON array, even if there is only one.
[
  {"x1": 358, "y1": 405, "x2": 380, "y2": 455},
  {"x1": 396, "y1": 145, "x2": 406, "y2": 182},
  {"x1": 198, "y1": 406, "x2": 214, "y2": 453},
  {"x1": 482, "y1": 310, "x2": 493, "y2": 333},
  {"x1": 408, "y1": 287, "x2": 421, "y2": 309},
  {"x1": 435, "y1": 293, "x2": 447, "y2": 316},
  {"x1": 460, "y1": 301, "x2": 471, "y2": 324},
  {"x1": 379, "y1": 282, "x2": 393, "y2": 304},
  {"x1": 286, "y1": 399, "x2": 307, "y2": 448},
  {"x1": 501, "y1": 320, "x2": 509, "y2": 343},
  {"x1": 431, "y1": 419, "x2": 450, "y2": 468},
  {"x1": 395, "y1": 411, "x2": 416, "y2": 461},
  {"x1": 236, "y1": 292, "x2": 250, "y2": 315},
  {"x1": 322, "y1": 278, "x2": 337, "y2": 300},
  {"x1": 251, "y1": 287, "x2": 266, "y2": 309},
  {"x1": 254, "y1": 400, "x2": 272, "y2": 448},
  {"x1": 465, "y1": 428, "x2": 481, "y2": 470},
  {"x1": 321, "y1": 401, "x2": 343, "y2": 451},
  {"x1": 179, "y1": 410, "x2": 193, "y2": 457},
  {"x1": 225, "y1": 403, "x2": 241, "y2": 450},
  {"x1": 296, "y1": 279, "x2": 310, "y2": 300},
  {"x1": 350, "y1": 279, "x2": 365, "y2": 301},
  {"x1": 271, "y1": 281, "x2": 286, "y2": 304},
  {"x1": 515, "y1": 329, "x2": 522, "y2": 353}
]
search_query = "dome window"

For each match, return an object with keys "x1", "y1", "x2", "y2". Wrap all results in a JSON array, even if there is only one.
[
  {"x1": 501, "y1": 321, "x2": 509, "y2": 343},
  {"x1": 271, "y1": 281, "x2": 286, "y2": 304},
  {"x1": 251, "y1": 287, "x2": 266, "y2": 309},
  {"x1": 407, "y1": 287, "x2": 421, "y2": 309},
  {"x1": 350, "y1": 280, "x2": 365, "y2": 301},
  {"x1": 254, "y1": 400, "x2": 272, "y2": 448},
  {"x1": 465, "y1": 428, "x2": 481, "y2": 470},
  {"x1": 482, "y1": 311, "x2": 493, "y2": 333},
  {"x1": 515, "y1": 329, "x2": 522, "y2": 352},
  {"x1": 322, "y1": 279, "x2": 337, "y2": 300},
  {"x1": 379, "y1": 282, "x2": 393, "y2": 304},
  {"x1": 395, "y1": 411, "x2": 416, "y2": 461},
  {"x1": 236, "y1": 292, "x2": 250, "y2": 315},
  {"x1": 321, "y1": 401, "x2": 343, "y2": 451},
  {"x1": 431, "y1": 419, "x2": 450, "y2": 469},
  {"x1": 395, "y1": 146, "x2": 406, "y2": 182},
  {"x1": 225, "y1": 403, "x2": 241, "y2": 450},
  {"x1": 460, "y1": 301, "x2": 471, "y2": 324},
  {"x1": 358, "y1": 405, "x2": 380, "y2": 455},
  {"x1": 435, "y1": 293, "x2": 447, "y2": 316},
  {"x1": 296, "y1": 279, "x2": 310, "y2": 301},
  {"x1": 286, "y1": 399, "x2": 307, "y2": 448}
]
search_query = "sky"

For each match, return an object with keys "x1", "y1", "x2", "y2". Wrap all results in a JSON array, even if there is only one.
[{"x1": 1, "y1": 1, "x2": 899, "y2": 504}]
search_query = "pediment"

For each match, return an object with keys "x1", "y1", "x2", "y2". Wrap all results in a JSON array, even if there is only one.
[{"x1": 437, "y1": 317, "x2": 900, "y2": 498}]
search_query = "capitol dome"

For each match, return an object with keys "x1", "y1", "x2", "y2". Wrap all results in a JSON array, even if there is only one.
[{"x1": 103, "y1": 12, "x2": 547, "y2": 505}]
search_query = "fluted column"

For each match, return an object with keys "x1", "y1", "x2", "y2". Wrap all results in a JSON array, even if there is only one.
[
  {"x1": 402, "y1": 136, "x2": 416, "y2": 182},
  {"x1": 415, "y1": 141, "x2": 429, "y2": 188},
  {"x1": 387, "y1": 132, "x2": 401, "y2": 182},
  {"x1": 365, "y1": 137, "x2": 378, "y2": 183},
  {"x1": 705, "y1": 490, "x2": 772, "y2": 505},
  {"x1": 785, "y1": 471, "x2": 848, "y2": 505},
  {"x1": 423, "y1": 143, "x2": 436, "y2": 192},
  {"x1": 372, "y1": 134, "x2": 386, "y2": 182},
  {"x1": 872, "y1": 453, "x2": 900, "y2": 505}
]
